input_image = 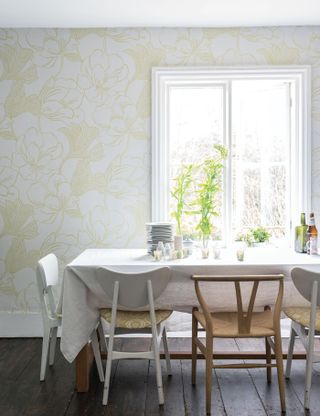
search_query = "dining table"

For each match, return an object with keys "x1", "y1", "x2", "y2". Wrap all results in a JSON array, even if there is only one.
[{"x1": 59, "y1": 247, "x2": 320, "y2": 392}]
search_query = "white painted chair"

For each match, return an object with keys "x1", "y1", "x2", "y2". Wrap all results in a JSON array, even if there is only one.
[
  {"x1": 285, "y1": 267, "x2": 320, "y2": 409},
  {"x1": 36, "y1": 254, "x2": 62, "y2": 381},
  {"x1": 37, "y1": 254, "x2": 105, "y2": 382},
  {"x1": 94, "y1": 266, "x2": 173, "y2": 406}
]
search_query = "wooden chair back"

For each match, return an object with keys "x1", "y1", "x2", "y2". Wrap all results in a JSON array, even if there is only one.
[
  {"x1": 37, "y1": 253, "x2": 60, "y2": 320},
  {"x1": 96, "y1": 266, "x2": 171, "y2": 309},
  {"x1": 192, "y1": 274, "x2": 284, "y2": 335},
  {"x1": 291, "y1": 267, "x2": 320, "y2": 307}
]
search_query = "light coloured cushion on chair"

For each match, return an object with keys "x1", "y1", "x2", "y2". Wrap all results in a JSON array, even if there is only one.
[
  {"x1": 284, "y1": 307, "x2": 320, "y2": 331},
  {"x1": 194, "y1": 309, "x2": 275, "y2": 337},
  {"x1": 100, "y1": 309, "x2": 173, "y2": 329}
]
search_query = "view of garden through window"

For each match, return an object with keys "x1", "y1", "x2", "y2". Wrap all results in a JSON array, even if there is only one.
[{"x1": 169, "y1": 80, "x2": 290, "y2": 242}]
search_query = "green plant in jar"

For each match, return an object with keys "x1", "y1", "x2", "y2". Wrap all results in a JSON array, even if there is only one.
[
  {"x1": 193, "y1": 144, "x2": 228, "y2": 247},
  {"x1": 250, "y1": 226, "x2": 271, "y2": 243},
  {"x1": 236, "y1": 227, "x2": 271, "y2": 246},
  {"x1": 171, "y1": 164, "x2": 193, "y2": 236}
]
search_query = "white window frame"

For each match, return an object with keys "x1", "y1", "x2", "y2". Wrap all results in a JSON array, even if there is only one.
[{"x1": 152, "y1": 66, "x2": 311, "y2": 244}]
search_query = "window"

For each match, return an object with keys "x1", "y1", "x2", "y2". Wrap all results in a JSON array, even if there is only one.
[{"x1": 152, "y1": 67, "x2": 310, "y2": 245}]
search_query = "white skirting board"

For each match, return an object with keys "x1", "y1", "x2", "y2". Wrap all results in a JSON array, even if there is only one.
[
  {"x1": 0, "y1": 312, "x2": 57, "y2": 337},
  {"x1": 0, "y1": 311, "x2": 292, "y2": 338}
]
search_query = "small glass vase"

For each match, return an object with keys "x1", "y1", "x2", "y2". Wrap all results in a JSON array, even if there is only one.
[
  {"x1": 201, "y1": 247, "x2": 210, "y2": 259},
  {"x1": 235, "y1": 241, "x2": 246, "y2": 261},
  {"x1": 201, "y1": 237, "x2": 210, "y2": 259}
]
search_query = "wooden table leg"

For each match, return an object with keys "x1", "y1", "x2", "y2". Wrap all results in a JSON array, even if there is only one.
[{"x1": 76, "y1": 343, "x2": 94, "y2": 392}]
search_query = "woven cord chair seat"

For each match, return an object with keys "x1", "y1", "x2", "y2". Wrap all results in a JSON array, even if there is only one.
[
  {"x1": 194, "y1": 309, "x2": 275, "y2": 337},
  {"x1": 284, "y1": 307, "x2": 320, "y2": 331},
  {"x1": 100, "y1": 308, "x2": 173, "y2": 329}
]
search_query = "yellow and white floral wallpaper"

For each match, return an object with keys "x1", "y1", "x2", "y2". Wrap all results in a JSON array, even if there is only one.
[{"x1": 0, "y1": 27, "x2": 320, "y2": 316}]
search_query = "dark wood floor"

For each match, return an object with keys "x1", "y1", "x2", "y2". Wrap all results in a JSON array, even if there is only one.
[{"x1": 1, "y1": 337, "x2": 320, "y2": 416}]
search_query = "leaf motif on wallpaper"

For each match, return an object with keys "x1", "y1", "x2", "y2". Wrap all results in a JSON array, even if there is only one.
[
  {"x1": 108, "y1": 114, "x2": 146, "y2": 145},
  {"x1": 258, "y1": 44, "x2": 300, "y2": 64},
  {"x1": 0, "y1": 127, "x2": 15, "y2": 140},
  {"x1": 0, "y1": 163, "x2": 18, "y2": 199},
  {"x1": 205, "y1": 27, "x2": 267, "y2": 43},
  {"x1": 13, "y1": 127, "x2": 64, "y2": 181},
  {"x1": 40, "y1": 193, "x2": 81, "y2": 224},
  {"x1": 60, "y1": 123, "x2": 101, "y2": 159},
  {"x1": 125, "y1": 44, "x2": 166, "y2": 80},
  {"x1": 5, "y1": 239, "x2": 38, "y2": 274},
  {"x1": 0, "y1": 110, "x2": 15, "y2": 140},
  {"x1": 0, "y1": 200, "x2": 38, "y2": 239},
  {"x1": 37, "y1": 233, "x2": 71, "y2": 261},
  {"x1": 215, "y1": 49, "x2": 258, "y2": 65},
  {"x1": 106, "y1": 94, "x2": 147, "y2": 144},
  {"x1": 0, "y1": 272, "x2": 17, "y2": 297},
  {"x1": 136, "y1": 82, "x2": 150, "y2": 118},
  {"x1": 106, "y1": 28, "x2": 147, "y2": 43},
  {"x1": 78, "y1": 205, "x2": 128, "y2": 247},
  {"x1": 163, "y1": 31, "x2": 212, "y2": 65},
  {"x1": 79, "y1": 49, "x2": 129, "y2": 103},
  {"x1": 0, "y1": 44, "x2": 37, "y2": 83},
  {"x1": 70, "y1": 161, "x2": 106, "y2": 196},
  {"x1": 0, "y1": 29, "x2": 18, "y2": 44},
  {"x1": 64, "y1": 52, "x2": 81, "y2": 62},
  {"x1": 38, "y1": 77, "x2": 84, "y2": 121},
  {"x1": 105, "y1": 156, "x2": 147, "y2": 198},
  {"x1": 25, "y1": 29, "x2": 79, "y2": 71},
  {"x1": 4, "y1": 82, "x2": 40, "y2": 118},
  {"x1": 122, "y1": 200, "x2": 149, "y2": 246},
  {"x1": 0, "y1": 284, "x2": 17, "y2": 297}
]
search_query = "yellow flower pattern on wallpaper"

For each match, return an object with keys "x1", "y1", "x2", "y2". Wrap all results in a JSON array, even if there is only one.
[{"x1": 0, "y1": 27, "x2": 320, "y2": 314}]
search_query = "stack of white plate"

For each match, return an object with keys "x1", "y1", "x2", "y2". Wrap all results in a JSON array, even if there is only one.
[{"x1": 146, "y1": 222, "x2": 174, "y2": 254}]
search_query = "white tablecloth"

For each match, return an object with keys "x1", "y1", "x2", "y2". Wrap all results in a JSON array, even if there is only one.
[{"x1": 60, "y1": 248, "x2": 320, "y2": 362}]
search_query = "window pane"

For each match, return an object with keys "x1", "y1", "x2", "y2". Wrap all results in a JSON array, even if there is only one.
[
  {"x1": 168, "y1": 86, "x2": 225, "y2": 238},
  {"x1": 232, "y1": 80, "x2": 290, "y2": 240}
]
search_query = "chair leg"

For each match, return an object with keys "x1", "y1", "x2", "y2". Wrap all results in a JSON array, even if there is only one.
[
  {"x1": 103, "y1": 329, "x2": 114, "y2": 406},
  {"x1": 49, "y1": 326, "x2": 58, "y2": 366},
  {"x1": 285, "y1": 325, "x2": 296, "y2": 379},
  {"x1": 192, "y1": 307, "x2": 198, "y2": 385},
  {"x1": 97, "y1": 321, "x2": 108, "y2": 352},
  {"x1": 162, "y1": 326, "x2": 172, "y2": 376},
  {"x1": 265, "y1": 336, "x2": 272, "y2": 383},
  {"x1": 304, "y1": 328, "x2": 315, "y2": 410},
  {"x1": 152, "y1": 327, "x2": 164, "y2": 405},
  {"x1": 274, "y1": 333, "x2": 286, "y2": 413},
  {"x1": 91, "y1": 330, "x2": 104, "y2": 382},
  {"x1": 40, "y1": 327, "x2": 51, "y2": 381},
  {"x1": 205, "y1": 333, "x2": 213, "y2": 415}
]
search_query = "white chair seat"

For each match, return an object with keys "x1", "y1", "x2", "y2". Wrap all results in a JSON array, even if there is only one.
[{"x1": 100, "y1": 308, "x2": 172, "y2": 329}]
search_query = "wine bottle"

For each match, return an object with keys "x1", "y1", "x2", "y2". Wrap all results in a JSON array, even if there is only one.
[
  {"x1": 295, "y1": 213, "x2": 308, "y2": 253},
  {"x1": 306, "y1": 212, "x2": 318, "y2": 255}
]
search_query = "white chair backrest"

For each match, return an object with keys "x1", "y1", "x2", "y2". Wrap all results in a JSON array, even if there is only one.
[
  {"x1": 291, "y1": 267, "x2": 320, "y2": 307},
  {"x1": 96, "y1": 266, "x2": 171, "y2": 309},
  {"x1": 37, "y1": 253, "x2": 59, "y2": 318}
]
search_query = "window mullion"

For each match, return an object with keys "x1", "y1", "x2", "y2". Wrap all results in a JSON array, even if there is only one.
[{"x1": 225, "y1": 80, "x2": 232, "y2": 246}]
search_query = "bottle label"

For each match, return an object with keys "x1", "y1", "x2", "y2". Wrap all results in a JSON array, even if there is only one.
[{"x1": 307, "y1": 236, "x2": 318, "y2": 255}]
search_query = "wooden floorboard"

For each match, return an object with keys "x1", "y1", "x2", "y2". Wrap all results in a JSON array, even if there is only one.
[
  {"x1": 235, "y1": 338, "x2": 304, "y2": 416},
  {"x1": 1, "y1": 337, "x2": 320, "y2": 415},
  {"x1": 66, "y1": 338, "x2": 122, "y2": 416},
  {"x1": 106, "y1": 338, "x2": 150, "y2": 416},
  {"x1": 213, "y1": 339, "x2": 268, "y2": 416}
]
